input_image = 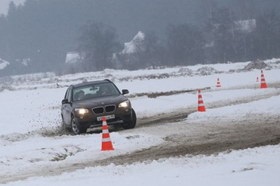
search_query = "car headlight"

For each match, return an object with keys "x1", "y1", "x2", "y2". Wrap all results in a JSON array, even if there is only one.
[
  {"x1": 75, "y1": 108, "x2": 89, "y2": 115},
  {"x1": 119, "y1": 100, "x2": 130, "y2": 108}
]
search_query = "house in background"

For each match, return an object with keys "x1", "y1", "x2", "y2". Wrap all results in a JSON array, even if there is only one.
[
  {"x1": 0, "y1": 57, "x2": 10, "y2": 71},
  {"x1": 64, "y1": 52, "x2": 83, "y2": 74}
]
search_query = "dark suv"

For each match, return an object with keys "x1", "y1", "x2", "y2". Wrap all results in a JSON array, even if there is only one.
[{"x1": 61, "y1": 79, "x2": 136, "y2": 134}]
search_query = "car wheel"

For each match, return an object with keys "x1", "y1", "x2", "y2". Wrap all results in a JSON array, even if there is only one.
[
  {"x1": 71, "y1": 117, "x2": 87, "y2": 135},
  {"x1": 122, "y1": 109, "x2": 137, "y2": 129}
]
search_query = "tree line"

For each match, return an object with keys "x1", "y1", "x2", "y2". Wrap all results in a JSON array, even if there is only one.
[
  {"x1": 0, "y1": 0, "x2": 280, "y2": 76},
  {"x1": 74, "y1": 8, "x2": 280, "y2": 73}
]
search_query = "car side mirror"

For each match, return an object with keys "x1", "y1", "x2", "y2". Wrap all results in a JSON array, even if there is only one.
[
  {"x1": 122, "y1": 89, "x2": 129, "y2": 95},
  {"x1": 62, "y1": 99, "x2": 69, "y2": 104}
]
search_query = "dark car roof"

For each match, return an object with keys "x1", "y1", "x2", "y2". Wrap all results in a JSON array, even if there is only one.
[{"x1": 72, "y1": 79, "x2": 112, "y2": 88}]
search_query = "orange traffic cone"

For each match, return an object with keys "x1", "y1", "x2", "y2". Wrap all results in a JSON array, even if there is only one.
[
  {"x1": 216, "y1": 78, "x2": 221, "y2": 88},
  {"x1": 197, "y1": 89, "x2": 206, "y2": 112},
  {"x1": 101, "y1": 117, "x2": 114, "y2": 151},
  {"x1": 260, "y1": 70, "x2": 268, "y2": 89}
]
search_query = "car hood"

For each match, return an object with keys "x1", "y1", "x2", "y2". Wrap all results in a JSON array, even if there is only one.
[{"x1": 73, "y1": 95, "x2": 128, "y2": 108}]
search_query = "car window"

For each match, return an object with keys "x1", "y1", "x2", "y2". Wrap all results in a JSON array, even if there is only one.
[
  {"x1": 97, "y1": 83, "x2": 119, "y2": 96},
  {"x1": 64, "y1": 89, "x2": 68, "y2": 100},
  {"x1": 66, "y1": 87, "x2": 72, "y2": 101},
  {"x1": 72, "y1": 82, "x2": 120, "y2": 101}
]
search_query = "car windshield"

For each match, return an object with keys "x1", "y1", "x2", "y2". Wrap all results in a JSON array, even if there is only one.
[{"x1": 72, "y1": 82, "x2": 120, "y2": 101}]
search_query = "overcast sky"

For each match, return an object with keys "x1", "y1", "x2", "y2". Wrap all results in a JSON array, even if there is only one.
[{"x1": 0, "y1": 0, "x2": 25, "y2": 15}]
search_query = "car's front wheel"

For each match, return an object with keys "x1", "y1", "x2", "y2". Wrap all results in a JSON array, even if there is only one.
[
  {"x1": 122, "y1": 109, "x2": 137, "y2": 129},
  {"x1": 71, "y1": 117, "x2": 87, "y2": 135}
]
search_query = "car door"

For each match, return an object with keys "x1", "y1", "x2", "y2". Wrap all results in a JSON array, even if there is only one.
[{"x1": 62, "y1": 87, "x2": 73, "y2": 125}]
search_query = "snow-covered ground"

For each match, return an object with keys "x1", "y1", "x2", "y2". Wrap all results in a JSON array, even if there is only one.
[
  {"x1": 5, "y1": 145, "x2": 280, "y2": 186},
  {"x1": 0, "y1": 59, "x2": 280, "y2": 185}
]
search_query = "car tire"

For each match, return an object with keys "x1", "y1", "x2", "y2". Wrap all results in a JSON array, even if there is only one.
[
  {"x1": 122, "y1": 109, "x2": 137, "y2": 129},
  {"x1": 71, "y1": 117, "x2": 87, "y2": 135}
]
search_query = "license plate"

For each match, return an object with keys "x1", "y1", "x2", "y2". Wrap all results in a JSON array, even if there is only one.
[{"x1": 97, "y1": 114, "x2": 115, "y2": 121}]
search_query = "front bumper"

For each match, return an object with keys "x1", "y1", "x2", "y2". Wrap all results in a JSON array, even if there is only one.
[{"x1": 74, "y1": 107, "x2": 132, "y2": 128}]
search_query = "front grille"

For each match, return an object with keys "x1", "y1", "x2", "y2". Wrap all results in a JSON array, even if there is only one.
[
  {"x1": 92, "y1": 105, "x2": 116, "y2": 114},
  {"x1": 93, "y1": 107, "x2": 104, "y2": 114},
  {"x1": 106, "y1": 105, "x2": 115, "y2": 112}
]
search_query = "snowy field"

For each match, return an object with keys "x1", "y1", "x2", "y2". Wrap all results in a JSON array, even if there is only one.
[{"x1": 0, "y1": 59, "x2": 280, "y2": 185}]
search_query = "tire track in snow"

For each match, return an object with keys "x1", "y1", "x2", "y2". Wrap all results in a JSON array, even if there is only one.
[
  {"x1": 137, "y1": 86, "x2": 280, "y2": 127},
  {"x1": 1, "y1": 114, "x2": 279, "y2": 184},
  {"x1": 1, "y1": 86, "x2": 280, "y2": 183}
]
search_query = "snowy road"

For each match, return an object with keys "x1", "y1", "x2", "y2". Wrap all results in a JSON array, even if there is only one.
[
  {"x1": 1, "y1": 86, "x2": 280, "y2": 184},
  {"x1": 1, "y1": 60, "x2": 280, "y2": 185}
]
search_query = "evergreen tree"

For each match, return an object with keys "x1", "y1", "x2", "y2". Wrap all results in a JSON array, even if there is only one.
[
  {"x1": 253, "y1": 11, "x2": 280, "y2": 59},
  {"x1": 78, "y1": 22, "x2": 120, "y2": 71},
  {"x1": 166, "y1": 24, "x2": 204, "y2": 66}
]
